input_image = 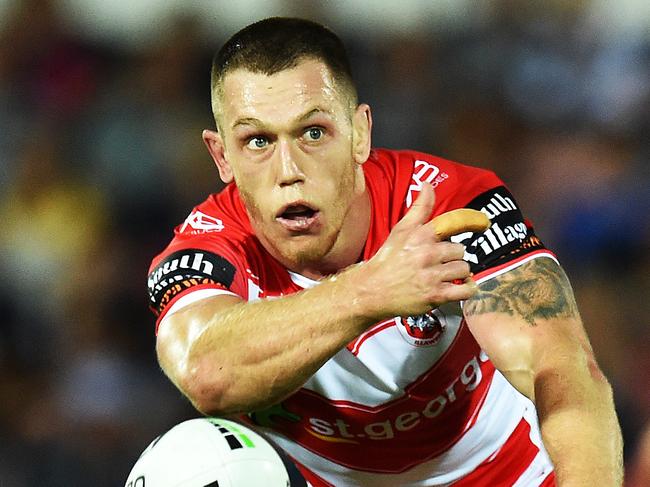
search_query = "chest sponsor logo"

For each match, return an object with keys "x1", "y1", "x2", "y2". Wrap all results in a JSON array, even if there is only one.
[
  {"x1": 250, "y1": 329, "x2": 494, "y2": 473},
  {"x1": 179, "y1": 210, "x2": 224, "y2": 234},
  {"x1": 306, "y1": 351, "x2": 490, "y2": 446},
  {"x1": 406, "y1": 160, "x2": 449, "y2": 207},
  {"x1": 398, "y1": 308, "x2": 447, "y2": 347}
]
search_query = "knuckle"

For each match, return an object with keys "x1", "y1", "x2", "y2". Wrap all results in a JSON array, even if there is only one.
[{"x1": 451, "y1": 243, "x2": 466, "y2": 258}]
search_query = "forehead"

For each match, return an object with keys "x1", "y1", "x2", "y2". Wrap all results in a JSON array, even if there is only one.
[{"x1": 219, "y1": 60, "x2": 347, "y2": 127}]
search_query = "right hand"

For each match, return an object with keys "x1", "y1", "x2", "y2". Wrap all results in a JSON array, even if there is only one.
[{"x1": 351, "y1": 184, "x2": 479, "y2": 321}]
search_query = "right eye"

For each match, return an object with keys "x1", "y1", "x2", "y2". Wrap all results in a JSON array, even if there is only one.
[{"x1": 245, "y1": 136, "x2": 269, "y2": 150}]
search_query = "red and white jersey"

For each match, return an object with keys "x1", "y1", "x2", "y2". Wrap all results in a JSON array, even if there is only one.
[{"x1": 148, "y1": 148, "x2": 557, "y2": 486}]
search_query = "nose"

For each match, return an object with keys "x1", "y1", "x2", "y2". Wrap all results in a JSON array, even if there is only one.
[{"x1": 275, "y1": 138, "x2": 305, "y2": 187}]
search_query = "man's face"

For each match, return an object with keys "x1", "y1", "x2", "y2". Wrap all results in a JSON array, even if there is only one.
[{"x1": 213, "y1": 59, "x2": 371, "y2": 273}]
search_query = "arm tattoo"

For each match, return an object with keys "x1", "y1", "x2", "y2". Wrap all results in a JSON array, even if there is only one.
[{"x1": 464, "y1": 258, "x2": 580, "y2": 326}]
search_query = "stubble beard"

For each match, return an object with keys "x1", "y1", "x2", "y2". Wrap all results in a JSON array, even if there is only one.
[
  {"x1": 239, "y1": 171, "x2": 357, "y2": 275},
  {"x1": 291, "y1": 223, "x2": 341, "y2": 270},
  {"x1": 289, "y1": 174, "x2": 357, "y2": 274}
]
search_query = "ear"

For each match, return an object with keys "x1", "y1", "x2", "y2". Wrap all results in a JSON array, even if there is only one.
[
  {"x1": 202, "y1": 129, "x2": 233, "y2": 184},
  {"x1": 352, "y1": 103, "x2": 372, "y2": 165}
]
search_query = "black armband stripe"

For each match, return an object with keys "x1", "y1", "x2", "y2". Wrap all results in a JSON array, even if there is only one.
[
  {"x1": 147, "y1": 249, "x2": 236, "y2": 315},
  {"x1": 450, "y1": 186, "x2": 547, "y2": 274}
]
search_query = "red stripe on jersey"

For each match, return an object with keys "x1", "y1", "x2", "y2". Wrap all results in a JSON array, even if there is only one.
[
  {"x1": 347, "y1": 318, "x2": 397, "y2": 355},
  {"x1": 324, "y1": 320, "x2": 468, "y2": 411},
  {"x1": 461, "y1": 372, "x2": 491, "y2": 433},
  {"x1": 540, "y1": 471, "x2": 557, "y2": 486},
  {"x1": 452, "y1": 417, "x2": 553, "y2": 486}
]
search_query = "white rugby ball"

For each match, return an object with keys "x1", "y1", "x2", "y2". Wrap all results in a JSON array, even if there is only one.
[{"x1": 124, "y1": 417, "x2": 304, "y2": 487}]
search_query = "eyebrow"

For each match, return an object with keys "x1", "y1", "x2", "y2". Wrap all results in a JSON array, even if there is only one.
[{"x1": 231, "y1": 107, "x2": 334, "y2": 130}]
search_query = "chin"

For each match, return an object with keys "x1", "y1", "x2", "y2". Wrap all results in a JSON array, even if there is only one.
[
  {"x1": 278, "y1": 234, "x2": 338, "y2": 272},
  {"x1": 284, "y1": 243, "x2": 328, "y2": 268}
]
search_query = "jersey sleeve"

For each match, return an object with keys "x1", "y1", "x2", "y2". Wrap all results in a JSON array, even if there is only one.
[
  {"x1": 148, "y1": 246, "x2": 238, "y2": 308},
  {"x1": 432, "y1": 166, "x2": 556, "y2": 281},
  {"x1": 398, "y1": 152, "x2": 557, "y2": 281},
  {"x1": 147, "y1": 203, "x2": 250, "y2": 331},
  {"x1": 444, "y1": 172, "x2": 556, "y2": 280}
]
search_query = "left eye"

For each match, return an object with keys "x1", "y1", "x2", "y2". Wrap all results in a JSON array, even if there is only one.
[{"x1": 304, "y1": 127, "x2": 324, "y2": 141}]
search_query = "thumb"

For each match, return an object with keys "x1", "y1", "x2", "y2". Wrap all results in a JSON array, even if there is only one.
[{"x1": 395, "y1": 184, "x2": 435, "y2": 231}]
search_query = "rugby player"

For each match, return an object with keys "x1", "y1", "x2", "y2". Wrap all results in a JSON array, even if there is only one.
[{"x1": 148, "y1": 17, "x2": 622, "y2": 486}]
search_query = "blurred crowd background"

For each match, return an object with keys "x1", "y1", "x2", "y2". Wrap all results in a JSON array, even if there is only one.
[{"x1": 0, "y1": 0, "x2": 648, "y2": 485}]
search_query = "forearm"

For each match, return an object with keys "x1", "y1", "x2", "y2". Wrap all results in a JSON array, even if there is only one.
[
  {"x1": 464, "y1": 258, "x2": 623, "y2": 485},
  {"x1": 159, "y1": 196, "x2": 481, "y2": 416},
  {"x1": 169, "y1": 266, "x2": 375, "y2": 415},
  {"x1": 535, "y1": 367, "x2": 623, "y2": 486}
]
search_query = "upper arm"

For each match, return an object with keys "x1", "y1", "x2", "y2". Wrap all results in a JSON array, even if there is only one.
[
  {"x1": 463, "y1": 257, "x2": 601, "y2": 401},
  {"x1": 156, "y1": 293, "x2": 244, "y2": 392},
  {"x1": 147, "y1": 241, "x2": 245, "y2": 382}
]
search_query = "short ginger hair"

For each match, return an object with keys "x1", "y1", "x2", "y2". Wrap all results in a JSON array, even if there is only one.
[{"x1": 210, "y1": 17, "x2": 358, "y2": 126}]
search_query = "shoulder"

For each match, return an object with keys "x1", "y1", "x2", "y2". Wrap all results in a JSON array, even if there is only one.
[
  {"x1": 367, "y1": 147, "x2": 504, "y2": 212},
  {"x1": 150, "y1": 184, "x2": 252, "y2": 270},
  {"x1": 175, "y1": 184, "x2": 252, "y2": 241},
  {"x1": 367, "y1": 148, "x2": 550, "y2": 275},
  {"x1": 146, "y1": 185, "x2": 262, "y2": 323}
]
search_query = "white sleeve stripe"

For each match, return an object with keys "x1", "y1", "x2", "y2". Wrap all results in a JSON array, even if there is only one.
[
  {"x1": 474, "y1": 251, "x2": 558, "y2": 285},
  {"x1": 158, "y1": 288, "x2": 238, "y2": 330}
]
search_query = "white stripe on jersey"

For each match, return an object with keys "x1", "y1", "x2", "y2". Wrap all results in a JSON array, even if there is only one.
[
  {"x1": 302, "y1": 302, "x2": 464, "y2": 405},
  {"x1": 159, "y1": 288, "x2": 238, "y2": 322},
  {"x1": 288, "y1": 270, "x2": 320, "y2": 288},
  {"x1": 159, "y1": 253, "x2": 556, "y2": 484},
  {"x1": 474, "y1": 251, "x2": 559, "y2": 286}
]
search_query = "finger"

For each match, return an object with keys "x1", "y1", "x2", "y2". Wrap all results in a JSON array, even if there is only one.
[
  {"x1": 394, "y1": 184, "x2": 435, "y2": 232},
  {"x1": 438, "y1": 260, "x2": 472, "y2": 283},
  {"x1": 438, "y1": 277, "x2": 478, "y2": 302},
  {"x1": 436, "y1": 242, "x2": 467, "y2": 264},
  {"x1": 429, "y1": 208, "x2": 490, "y2": 241}
]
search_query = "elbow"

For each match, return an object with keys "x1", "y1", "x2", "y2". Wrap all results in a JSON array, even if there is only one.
[
  {"x1": 179, "y1": 362, "x2": 288, "y2": 416},
  {"x1": 586, "y1": 354, "x2": 610, "y2": 386},
  {"x1": 156, "y1": 332, "x2": 267, "y2": 415},
  {"x1": 178, "y1": 361, "x2": 237, "y2": 416},
  {"x1": 156, "y1": 336, "x2": 239, "y2": 415},
  {"x1": 582, "y1": 350, "x2": 616, "y2": 405},
  {"x1": 534, "y1": 350, "x2": 615, "y2": 413},
  {"x1": 155, "y1": 318, "x2": 246, "y2": 415}
]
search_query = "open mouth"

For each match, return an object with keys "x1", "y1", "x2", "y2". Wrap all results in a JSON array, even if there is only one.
[{"x1": 276, "y1": 202, "x2": 320, "y2": 232}]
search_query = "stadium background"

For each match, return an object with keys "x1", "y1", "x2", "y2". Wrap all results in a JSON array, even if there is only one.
[{"x1": 0, "y1": 0, "x2": 648, "y2": 484}]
